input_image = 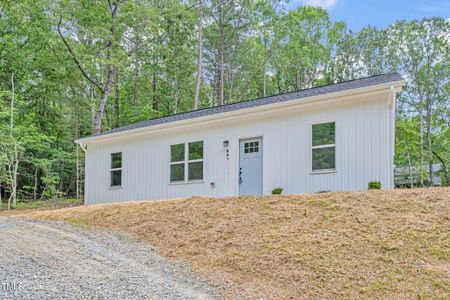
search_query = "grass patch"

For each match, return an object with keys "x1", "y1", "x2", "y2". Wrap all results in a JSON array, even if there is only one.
[
  {"x1": 64, "y1": 217, "x2": 92, "y2": 226},
  {"x1": 22, "y1": 188, "x2": 450, "y2": 299},
  {"x1": 308, "y1": 198, "x2": 335, "y2": 208},
  {"x1": 0, "y1": 198, "x2": 82, "y2": 214}
]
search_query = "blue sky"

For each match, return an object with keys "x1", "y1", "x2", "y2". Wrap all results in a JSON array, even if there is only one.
[{"x1": 287, "y1": 0, "x2": 450, "y2": 31}]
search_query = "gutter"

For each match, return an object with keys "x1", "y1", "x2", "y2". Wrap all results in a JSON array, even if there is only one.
[{"x1": 76, "y1": 141, "x2": 87, "y2": 153}]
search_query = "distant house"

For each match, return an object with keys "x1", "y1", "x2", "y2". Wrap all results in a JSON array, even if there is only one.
[
  {"x1": 395, "y1": 163, "x2": 443, "y2": 187},
  {"x1": 76, "y1": 74, "x2": 404, "y2": 204}
]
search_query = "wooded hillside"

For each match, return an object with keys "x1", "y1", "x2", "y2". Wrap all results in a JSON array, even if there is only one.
[{"x1": 0, "y1": 1, "x2": 449, "y2": 206}]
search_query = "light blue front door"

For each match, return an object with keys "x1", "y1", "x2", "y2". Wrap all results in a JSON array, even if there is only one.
[{"x1": 239, "y1": 137, "x2": 263, "y2": 196}]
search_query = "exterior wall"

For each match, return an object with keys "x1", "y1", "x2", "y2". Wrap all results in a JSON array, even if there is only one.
[{"x1": 84, "y1": 92, "x2": 395, "y2": 204}]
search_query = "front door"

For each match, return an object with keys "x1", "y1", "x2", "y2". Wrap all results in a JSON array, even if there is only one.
[{"x1": 239, "y1": 137, "x2": 263, "y2": 196}]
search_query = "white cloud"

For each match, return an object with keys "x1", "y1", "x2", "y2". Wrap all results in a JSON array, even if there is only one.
[{"x1": 302, "y1": 0, "x2": 337, "y2": 9}]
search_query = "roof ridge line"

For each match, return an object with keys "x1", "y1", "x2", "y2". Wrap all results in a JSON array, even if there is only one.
[{"x1": 88, "y1": 73, "x2": 403, "y2": 139}]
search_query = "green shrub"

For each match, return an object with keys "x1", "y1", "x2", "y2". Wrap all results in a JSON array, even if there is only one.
[
  {"x1": 272, "y1": 187, "x2": 283, "y2": 195},
  {"x1": 368, "y1": 181, "x2": 381, "y2": 189}
]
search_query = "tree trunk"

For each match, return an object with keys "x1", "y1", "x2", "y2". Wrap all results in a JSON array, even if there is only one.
[
  {"x1": 432, "y1": 150, "x2": 449, "y2": 186},
  {"x1": 92, "y1": 66, "x2": 116, "y2": 134},
  {"x1": 90, "y1": 84, "x2": 96, "y2": 121},
  {"x1": 7, "y1": 165, "x2": 11, "y2": 209},
  {"x1": 133, "y1": 54, "x2": 139, "y2": 106},
  {"x1": 418, "y1": 93, "x2": 424, "y2": 186},
  {"x1": 76, "y1": 146, "x2": 80, "y2": 201},
  {"x1": 220, "y1": 37, "x2": 225, "y2": 105},
  {"x1": 114, "y1": 68, "x2": 120, "y2": 128},
  {"x1": 174, "y1": 92, "x2": 180, "y2": 114},
  {"x1": 263, "y1": 39, "x2": 267, "y2": 97},
  {"x1": 10, "y1": 146, "x2": 18, "y2": 208},
  {"x1": 407, "y1": 150, "x2": 414, "y2": 188},
  {"x1": 219, "y1": 3, "x2": 225, "y2": 105},
  {"x1": 426, "y1": 95, "x2": 433, "y2": 186},
  {"x1": 33, "y1": 166, "x2": 38, "y2": 201},
  {"x1": 193, "y1": 0, "x2": 203, "y2": 110},
  {"x1": 10, "y1": 73, "x2": 14, "y2": 133},
  {"x1": 75, "y1": 103, "x2": 80, "y2": 201},
  {"x1": 152, "y1": 68, "x2": 158, "y2": 111},
  {"x1": 8, "y1": 73, "x2": 17, "y2": 209}
]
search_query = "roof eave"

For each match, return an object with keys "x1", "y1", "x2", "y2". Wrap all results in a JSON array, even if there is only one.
[{"x1": 76, "y1": 79, "x2": 404, "y2": 145}]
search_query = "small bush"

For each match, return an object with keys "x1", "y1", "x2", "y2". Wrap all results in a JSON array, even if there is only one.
[
  {"x1": 272, "y1": 187, "x2": 283, "y2": 195},
  {"x1": 316, "y1": 190, "x2": 331, "y2": 194},
  {"x1": 368, "y1": 181, "x2": 381, "y2": 190}
]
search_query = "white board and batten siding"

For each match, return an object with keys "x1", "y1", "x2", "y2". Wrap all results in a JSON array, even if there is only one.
[{"x1": 82, "y1": 82, "x2": 402, "y2": 205}]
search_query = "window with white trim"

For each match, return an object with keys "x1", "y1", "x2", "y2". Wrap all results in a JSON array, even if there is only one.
[
  {"x1": 170, "y1": 141, "x2": 203, "y2": 182},
  {"x1": 244, "y1": 141, "x2": 259, "y2": 153},
  {"x1": 110, "y1": 152, "x2": 122, "y2": 187},
  {"x1": 312, "y1": 122, "x2": 335, "y2": 171}
]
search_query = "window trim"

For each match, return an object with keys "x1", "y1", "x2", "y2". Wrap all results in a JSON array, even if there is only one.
[
  {"x1": 169, "y1": 143, "x2": 185, "y2": 183},
  {"x1": 110, "y1": 152, "x2": 122, "y2": 187},
  {"x1": 243, "y1": 140, "x2": 260, "y2": 154},
  {"x1": 170, "y1": 141, "x2": 204, "y2": 183},
  {"x1": 311, "y1": 121, "x2": 336, "y2": 173}
]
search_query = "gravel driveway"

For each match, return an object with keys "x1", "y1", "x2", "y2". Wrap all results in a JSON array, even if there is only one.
[{"x1": 0, "y1": 217, "x2": 222, "y2": 300}]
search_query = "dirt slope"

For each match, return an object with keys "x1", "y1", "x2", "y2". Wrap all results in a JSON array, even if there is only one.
[{"x1": 22, "y1": 188, "x2": 450, "y2": 299}]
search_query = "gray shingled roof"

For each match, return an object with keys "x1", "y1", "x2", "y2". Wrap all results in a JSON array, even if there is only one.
[{"x1": 92, "y1": 73, "x2": 403, "y2": 138}]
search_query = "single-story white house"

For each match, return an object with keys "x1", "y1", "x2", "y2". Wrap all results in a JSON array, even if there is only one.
[{"x1": 76, "y1": 73, "x2": 404, "y2": 205}]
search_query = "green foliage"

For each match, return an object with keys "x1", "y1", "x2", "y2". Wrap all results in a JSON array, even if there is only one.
[
  {"x1": 272, "y1": 187, "x2": 283, "y2": 195},
  {"x1": 5, "y1": 198, "x2": 82, "y2": 211},
  {"x1": 368, "y1": 181, "x2": 382, "y2": 190},
  {"x1": 272, "y1": 6, "x2": 333, "y2": 91}
]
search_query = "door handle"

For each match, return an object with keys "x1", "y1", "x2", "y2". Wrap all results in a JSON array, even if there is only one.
[{"x1": 239, "y1": 167, "x2": 242, "y2": 184}]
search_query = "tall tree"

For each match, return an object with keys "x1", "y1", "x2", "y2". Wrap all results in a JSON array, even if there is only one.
[
  {"x1": 205, "y1": 0, "x2": 251, "y2": 105},
  {"x1": 57, "y1": 0, "x2": 122, "y2": 134},
  {"x1": 272, "y1": 6, "x2": 332, "y2": 91},
  {"x1": 193, "y1": 0, "x2": 203, "y2": 110},
  {"x1": 388, "y1": 18, "x2": 450, "y2": 186}
]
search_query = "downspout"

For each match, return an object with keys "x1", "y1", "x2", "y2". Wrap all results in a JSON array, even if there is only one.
[
  {"x1": 389, "y1": 86, "x2": 396, "y2": 189},
  {"x1": 76, "y1": 141, "x2": 86, "y2": 205}
]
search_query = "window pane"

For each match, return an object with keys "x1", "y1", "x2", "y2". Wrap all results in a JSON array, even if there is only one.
[
  {"x1": 170, "y1": 163, "x2": 184, "y2": 181},
  {"x1": 171, "y1": 144, "x2": 185, "y2": 162},
  {"x1": 244, "y1": 141, "x2": 259, "y2": 153},
  {"x1": 111, "y1": 152, "x2": 122, "y2": 169},
  {"x1": 111, "y1": 170, "x2": 122, "y2": 186},
  {"x1": 312, "y1": 147, "x2": 335, "y2": 170},
  {"x1": 312, "y1": 122, "x2": 335, "y2": 146},
  {"x1": 189, "y1": 141, "x2": 203, "y2": 160},
  {"x1": 188, "y1": 162, "x2": 203, "y2": 180}
]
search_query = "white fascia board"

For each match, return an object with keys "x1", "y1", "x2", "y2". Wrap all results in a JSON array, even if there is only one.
[{"x1": 76, "y1": 80, "x2": 405, "y2": 145}]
